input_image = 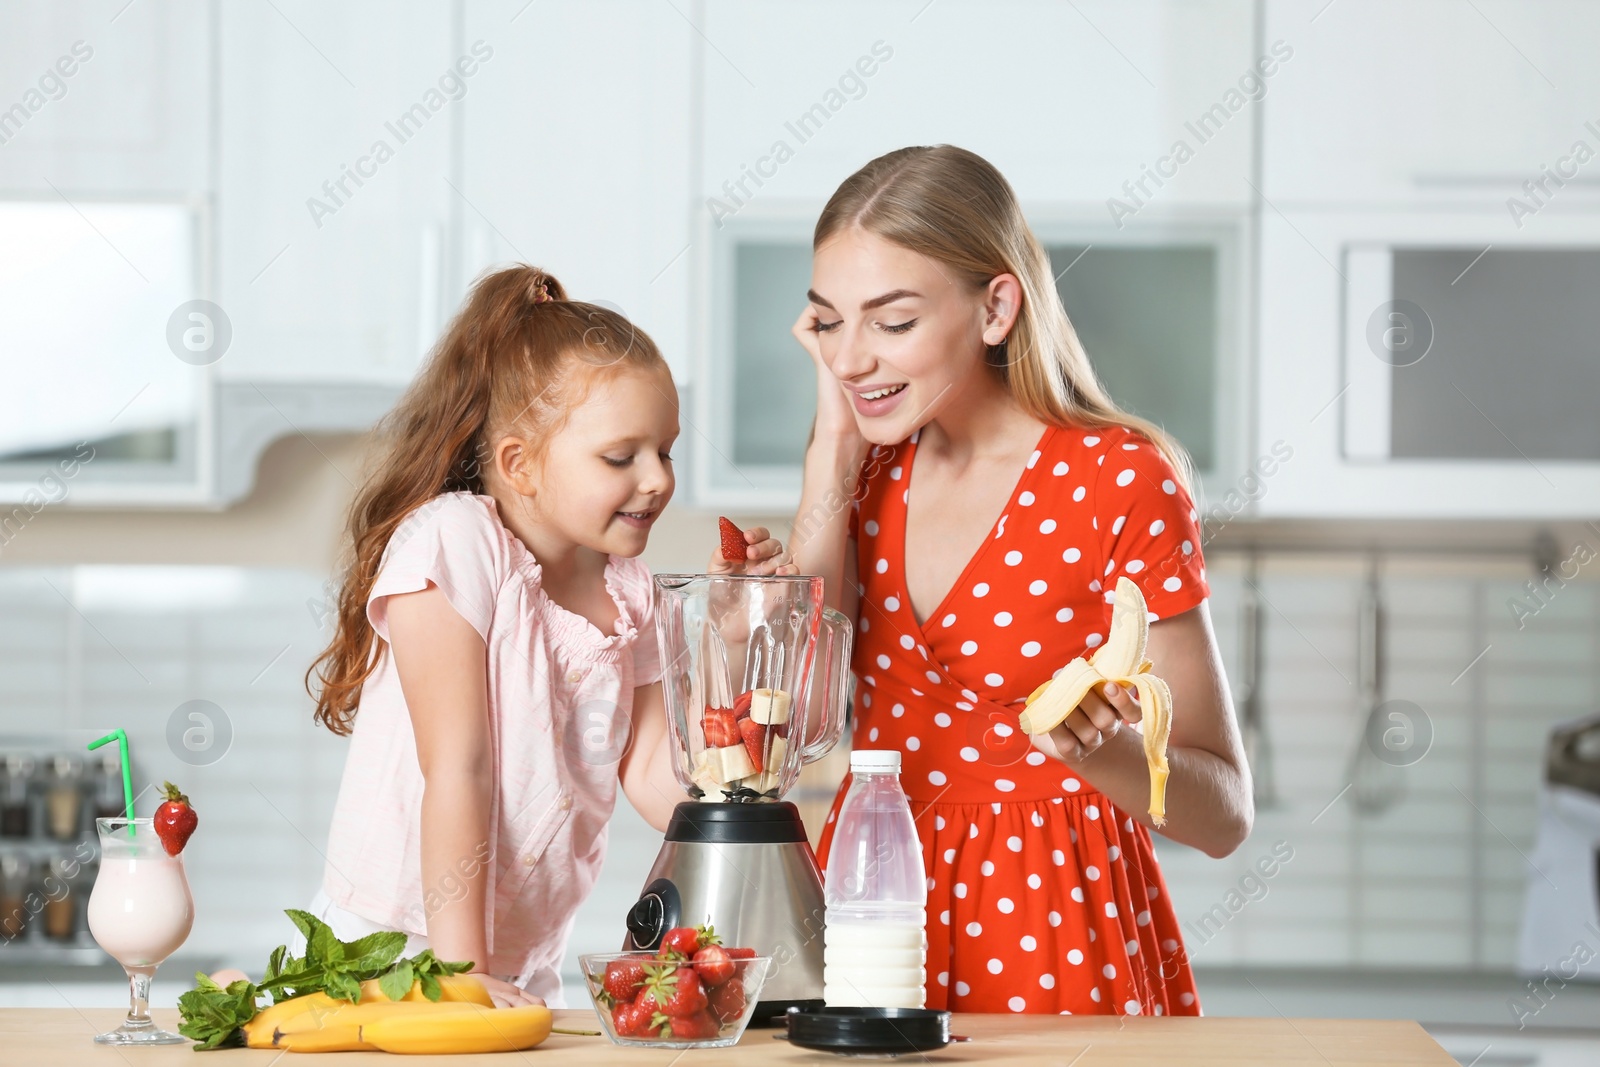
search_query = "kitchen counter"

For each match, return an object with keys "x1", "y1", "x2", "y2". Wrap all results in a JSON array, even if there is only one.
[{"x1": 2, "y1": 1008, "x2": 1459, "y2": 1064}]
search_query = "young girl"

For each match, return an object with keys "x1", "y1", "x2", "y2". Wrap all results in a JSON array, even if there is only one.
[
  {"x1": 792, "y1": 147, "x2": 1253, "y2": 1016},
  {"x1": 304, "y1": 266, "x2": 788, "y2": 1008}
]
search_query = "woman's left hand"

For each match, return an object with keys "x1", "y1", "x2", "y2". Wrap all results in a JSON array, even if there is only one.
[
  {"x1": 1029, "y1": 681, "x2": 1142, "y2": 764},
  {"x1": 706, "y1": 524, "x2": 799, "y2": 576}
]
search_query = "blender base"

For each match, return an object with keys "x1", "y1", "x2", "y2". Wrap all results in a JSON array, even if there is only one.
[{"x1": 623, "y1": 801, "x2": 827, "y2": 1012}]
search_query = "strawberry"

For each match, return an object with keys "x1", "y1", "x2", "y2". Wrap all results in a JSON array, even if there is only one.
[
  {"x1": 614, "y1": 997, "x2": 654, "y2": 1037},
  {"x1": 642, "y1": 964, "x2": 707, "y2": 1017},
  {"x1": 658, "y1": 925, "x2": 705, "y2": 958},
  {"x1": 702, "y1": 706, "x2": 739, "y2": 748},
  {"x1": 602, "y1": 957, "x2": 649, "y2": 1002},
  {"x1": 153, "y1": 781, "x2": 197, "y2": 856},
  {"x1": 691, "y1": 943, "x2": 734, "y2": 988},
  {"x1": 652, "y1": 1009, "x2": 720, "y2": 1040},
  {"x1": 717, "y1": 517, "x2": 746, "y2": 563},
  {"x1": 732, "y1": 690, "x2": 754, "y2": 719},
  {"x1": 739, "y1": 717, "x2": 768, "y2": 772},
  {"x1": 724, "y1": 946, "x2": 757, "y2": 960},
  {"x1": 708, "y1": 976, "x2": 747, "y2": 1022}
]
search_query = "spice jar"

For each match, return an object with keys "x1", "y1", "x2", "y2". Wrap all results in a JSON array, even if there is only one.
[
  {"x1": 43, "y1": 852, "x2": 81, "y2": 940},
  {"x1": 44, "y1": 755, "x2": 83, "y2": 841},
  {"x1": 0, "y1": 755, "x2": 34, "y2": 838},
  {"x1": 0, "y1": 852, "x2": 30, "y2": 939}
]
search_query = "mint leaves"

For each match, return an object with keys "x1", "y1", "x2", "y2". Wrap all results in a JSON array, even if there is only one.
[
  {"x1": 175, "y1": 908, "x2": 476, "y2": 1050},
  {"x1": 176, "y1": 974, "x2": 256, "y2": 1050}
]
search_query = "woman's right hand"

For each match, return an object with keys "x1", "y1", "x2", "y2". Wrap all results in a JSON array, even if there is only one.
[
  {"x1": 792, "y1": 306, "x2": 865, "y2": 449},
  {"x1": 469, "y1": 972, "x2": 544, "y2": 1009}
]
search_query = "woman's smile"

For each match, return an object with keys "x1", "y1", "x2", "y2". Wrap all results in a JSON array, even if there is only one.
[{"x1": 850, "y1": 381, "x2": 910, "y2": 417}]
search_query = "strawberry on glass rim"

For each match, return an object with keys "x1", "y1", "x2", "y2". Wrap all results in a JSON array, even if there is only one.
[{"x1": 154, "y1": 781, "x2": 197, "y2": 856}]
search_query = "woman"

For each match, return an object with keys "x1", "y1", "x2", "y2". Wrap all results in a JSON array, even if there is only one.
[{"x1": 791, "y1": 146, "x2": 1252, "y2": 1016}]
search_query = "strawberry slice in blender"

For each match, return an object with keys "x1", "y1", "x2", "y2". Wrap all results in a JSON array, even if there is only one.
[
  {"x1": 732, "y1": 689, "x2": 754, "y2": 720},
  {"x1": 702, "y1": 706, "x2": 739, "y2": 748},
  {"x1": 739, "y1": 717, "x2": 769, "y2": 772}
]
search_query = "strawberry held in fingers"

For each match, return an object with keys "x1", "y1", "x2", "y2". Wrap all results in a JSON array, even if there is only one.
[
  {"x1": 154, "y1": 781, "x2": 197, "y2": 856},
  {"x1": 717, "y1": 517, "x2": 746, "y2": 562}
]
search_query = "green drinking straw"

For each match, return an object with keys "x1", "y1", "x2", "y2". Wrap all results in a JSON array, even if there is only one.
[{"x1": 87, "y1": 729, "x2": 136, "y2": 836}]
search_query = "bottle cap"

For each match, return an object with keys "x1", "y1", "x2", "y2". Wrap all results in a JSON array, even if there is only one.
[{"x1": 850, "y1": 750, "x2": 902, "y2": 773}]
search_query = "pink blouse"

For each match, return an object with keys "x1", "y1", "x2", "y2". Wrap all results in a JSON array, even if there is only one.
[{"x1": 321, "y1": 492, "x2": 662, "y2": 1001}]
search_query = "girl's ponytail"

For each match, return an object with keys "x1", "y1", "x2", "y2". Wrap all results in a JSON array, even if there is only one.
[{"x1": 307, "y1": 264, "x2": 662, "y2": 734}]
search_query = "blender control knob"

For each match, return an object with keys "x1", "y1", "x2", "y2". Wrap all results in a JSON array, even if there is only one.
[
  {"x1": 624, "y1": 878, "x2": 681, "y2": 950},
  {"x1": 626, "y1": 894, "x2": 664, "y2": 948}
]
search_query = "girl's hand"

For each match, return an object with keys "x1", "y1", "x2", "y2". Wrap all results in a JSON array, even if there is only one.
[
  {"x1": 792, "y1": 306, "x2": 865, "y2": 449},
  {"x1": 1030, "y1": 681, "x2": 1143, "y2": 764},
  {"x1": 469, "y1": 972, "x2": 544, "y2": 1009},
  {"x1": 707, "y1": 524, "x2": 799, "y2": 576}
]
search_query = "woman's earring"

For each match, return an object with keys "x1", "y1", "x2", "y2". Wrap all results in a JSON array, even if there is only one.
[{"x1": 985, "y1": 336, "x2": 1010, "y2": 371}]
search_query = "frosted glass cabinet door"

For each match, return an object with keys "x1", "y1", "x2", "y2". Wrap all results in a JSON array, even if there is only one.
[
  {"x1": 1048, "y1": 244, "x2": 1220, "y2": 473},
  {"x1": 704, "y1": 222, "x2": 1241, "y2": 508}
]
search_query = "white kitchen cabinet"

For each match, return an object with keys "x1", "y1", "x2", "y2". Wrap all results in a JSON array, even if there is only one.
[
  {"x1": 215, "y1": 0, "x2": 457, "y2": 385},
  {"x1": 1256, "y1": 202, "x2": 1600, "y2": 518},
  {"x1": 0, "y1": 0, "x2": 210, "y2": 194},
  {"x1": 1262, "y1": 0, "x2": 1600, "y2": 207},
  {"x1": 699, "y1": 0, "x2": 1259, "y2": 209},
  {"x1": 692, "y1": 0, "x2": 1264, "y2": 509},
  {"x1": 458, "y1": 0, "x2": 694, "y2": 380}
]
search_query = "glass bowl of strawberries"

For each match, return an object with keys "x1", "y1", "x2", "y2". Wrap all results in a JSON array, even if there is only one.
[{"x1": 580, "y1": 927, "x2": 771, "y2": 1049}]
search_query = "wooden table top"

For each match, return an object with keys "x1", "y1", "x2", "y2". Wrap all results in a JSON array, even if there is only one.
[{"x1": 0, "y1": 1007, "x2": 1459, "y2": 1065}]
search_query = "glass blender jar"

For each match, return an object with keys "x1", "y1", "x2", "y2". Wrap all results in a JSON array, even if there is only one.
[{"x1": 623, "y1": 573, "x2": 852, "y2": 1020}]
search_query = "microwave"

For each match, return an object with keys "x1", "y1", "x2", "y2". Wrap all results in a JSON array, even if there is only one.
[{"x1": 1257, "y1": 206, "x2": 1600, "y2": 518}]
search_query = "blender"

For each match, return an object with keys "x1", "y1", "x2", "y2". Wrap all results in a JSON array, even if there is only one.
[{"x1": 622, "y1": 573, "x2": 852, "y2": 1020}]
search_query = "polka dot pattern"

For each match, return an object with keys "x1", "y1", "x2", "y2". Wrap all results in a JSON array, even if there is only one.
[{"x1": 827, "y1": 423, "x2": 1208, "y2": 1017}]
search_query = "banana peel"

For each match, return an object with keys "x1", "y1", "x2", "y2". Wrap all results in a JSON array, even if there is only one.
[{"x1": 1018, "y1": 576, "x2": 1174, "y2": 827}]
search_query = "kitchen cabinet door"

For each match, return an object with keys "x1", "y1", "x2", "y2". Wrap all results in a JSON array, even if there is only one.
[
  {"x1": 1262, "y1": 0, "x2": 1600, "y2": 207},
  {"x1": 698, "y1": 0, "x2": 1260, "y2": 209},
  {"x1": 215, "y1": 0, "x2": 457, "y2": 385},
  {"x1": 458, "y1": 0, "x2": 694, "y2": 380},
  {"x1": 0, "y1": 0, "x2": 210, "y2": 194}
]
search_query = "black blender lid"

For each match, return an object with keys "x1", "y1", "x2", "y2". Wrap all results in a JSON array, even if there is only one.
[{"x1": 785, "y1": 1005, "x2": 953, "y2": 1055}]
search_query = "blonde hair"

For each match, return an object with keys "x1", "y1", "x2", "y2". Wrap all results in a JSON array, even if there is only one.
[
  {"x1": 306, "y1": 265, "x2": 667, "y2": 734},
  {"x1": 815, "y1": 145, "x2": 1196, "y2": 492}
]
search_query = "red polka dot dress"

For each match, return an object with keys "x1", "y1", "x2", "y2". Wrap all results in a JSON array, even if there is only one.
[{"x1": 815, "y1": 423, "x2": 1210, "y2": 1016}]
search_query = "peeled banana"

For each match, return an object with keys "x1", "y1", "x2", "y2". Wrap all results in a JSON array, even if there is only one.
[
  {"x1": 362, "y1": 1003, "x2": 554, "y2": 1054},
  {"x1": 1018, "y1": 576, "x2": 1174, "y2": 826}
]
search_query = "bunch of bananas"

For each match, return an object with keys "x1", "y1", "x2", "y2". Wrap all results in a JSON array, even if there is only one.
[
  {"x1": 243, "y1": 975, "x2": 553, "y2": 1054},
  {"x1": 1018, "y1": 576, "x2": 1174, "y2": 826}
]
